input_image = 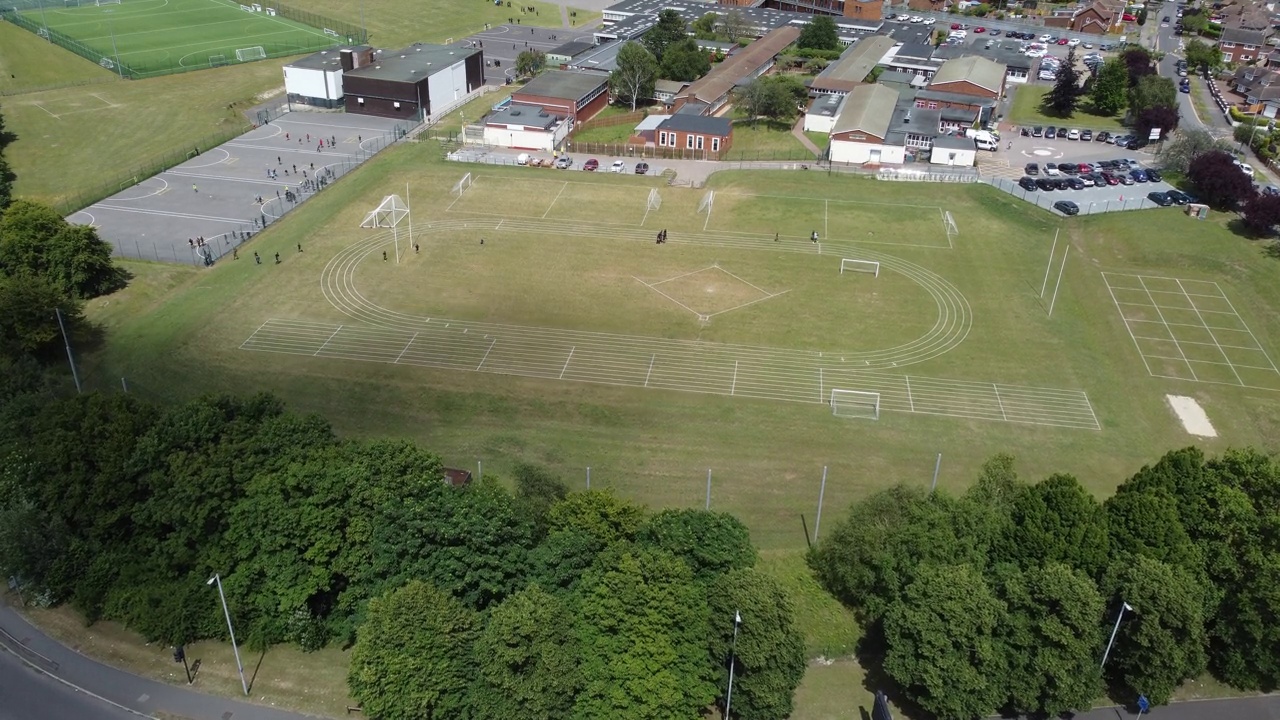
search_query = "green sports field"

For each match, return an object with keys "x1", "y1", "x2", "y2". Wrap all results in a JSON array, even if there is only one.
[{"x1": 14, "y1": 0, "x2": 347, "y2": 77}]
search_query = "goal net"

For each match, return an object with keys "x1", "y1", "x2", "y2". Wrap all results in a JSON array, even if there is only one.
[
  {"x1": 235, "y1": 46, "x2": 266, "y2": 62},
  {"x1": 209, "y1": 54, "x2": 228, "y2": 67},
  {"x1": 696, "y1": 190, "x2": 714, "y2": 215},
  {"x1": 451, "y1": 172, "x2": 473, "y2": 198},
  {"x1": 95, "y1": 0, "x2": 120, "y2": 6},
  {"x1": 943, "y1": 210, "x2": 958, "y2": 240},
  {"x1": 647, "y1": 188, "x2": 661, "y2": 212},
  {"x1": 840, "y1": 259, "x2": 879, "y2": 277},
  {"x1": 830, "y1": 390, "x2": 880, "y2": 420},
  {"x1": 361, "y1": 194, "x2": 409, "y2": 229}
]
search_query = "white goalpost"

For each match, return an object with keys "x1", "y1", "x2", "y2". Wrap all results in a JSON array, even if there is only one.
[
  {"x1": 95, "y1": 0, "x2": 121, "y2": 6},
  {"x1": 943, "y1": 210, "x2": 959, "y2": 242},
  {"x1": 361, "y1": 194, "x2": 410, "y2": 263},
  {"x1": 235, "y1": 46, "x2": 267, "y2": 62},
  {"x1": 451, "y1": 172, "x2": 473, "y2": 198},
  {"x1": 647, "y1": 188, "x2": 661, "y2": 212},
  {"x1": 697, "y1": 190, "x2": 714, "y2": 230},
  {"x1": 830, "y1": 389, "x2": 881, "y2": 420},
  {"x1": 840, "y1": 259, "x2": 879, "y2": 277}
]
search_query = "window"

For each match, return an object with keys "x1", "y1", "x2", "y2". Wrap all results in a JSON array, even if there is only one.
[
  {"x1": 1222, "y1": 41, "x2": 1237, "y2": 47},
  {"x1": 659, "y1": 131, "x2": 667, "y2": 146},
  {"x1": 711, "y1": 137, "x2": 720, "y2": 152},
  {"x1": 696, "y1": 135, "x2": 704, "y2": 150},
  {"x1": 927, "y1": 101, "x2": 939, "y2": 110},
  {"x1": 915, "y1": 99, "x2": 927, "y2": 108},
  {"x1": 687, "y1": 134, "x2": 695, "y2": 149}
]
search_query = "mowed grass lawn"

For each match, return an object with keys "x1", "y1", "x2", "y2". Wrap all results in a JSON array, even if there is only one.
[
  {"x1": 1010, "y1": 83, "x2": 1127, "y2": 132},
  {"x1": 0, "y1": 21, "x2": 117, "y2": 92},
  {"x1": 5, "y1": 58, "x2": 287, "y2": 208},
  {"x1": 292, "y1": 0, "x2": 599, "y2": 48},
  {"x1": 81, "y1": 141, "x2": 1280, "y2": 551}
]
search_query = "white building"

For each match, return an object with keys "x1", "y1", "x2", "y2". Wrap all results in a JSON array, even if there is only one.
[
  {"x1": 928, "y1": 135, "x2": 977, "y2": 166},
  {"x1": 283, "y1": 46, "x2": 374, "y2": 109},
  {"x1": 804, "y1": 94, "x2": 845, "y2": 134},
  {"x1": 482, "y1": 105, "x2": 571, "y2": 151},
  {"x1": 829, "y1": 84, "x2": 906, "y2": 165}
]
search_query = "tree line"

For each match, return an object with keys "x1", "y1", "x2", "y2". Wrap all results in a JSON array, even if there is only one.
[
  {"x1": 810, "y1": 449, "x2": 1280, "y2": 719},
  {"x1": 0, "y1": 390, "x2": 806, "y2": 719}
]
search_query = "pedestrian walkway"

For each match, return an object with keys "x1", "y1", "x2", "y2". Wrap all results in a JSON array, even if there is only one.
[{"x1": 790, "y1": 117, "x2": 823, "y2": 158}]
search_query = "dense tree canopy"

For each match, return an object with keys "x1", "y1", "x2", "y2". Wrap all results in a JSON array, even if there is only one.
[
  {"x1": 0, "y1": 200, "x2": 123, "y2": 299},
  {"x1": 643, "y1": 9, "x2": 688, "y2": 61},
  {"x1": 660, "y1": 37, "x2": 711, "y2": 82},
  {"x1": 1045, "y1": 48, "x2": 1082, "y2": 116},
  {"x1": 1188, "y1": 150, "x2": 1256, "y2": 209},
  {"x1": 1241, "y1": 191, "x2": 1280, "y2": 237},
  {"x1": 0, "y1": 107, "x2": 15, "y2": 211},
  {"x1": 1090, "y1": 58, "x2": 1129, "y2": 115},
  {"x1": 609, "y1": 42, "x2": 659, "y2": 112},
  {"x1": 796, "y1": 16, "x2": 839, "y2": 51},
  {"x1": 1159, "y1": 128, "x2": 1234, "y2": 174},
  {"x1": 469, "y1": 586, "x2": 581, "y2": 719}
]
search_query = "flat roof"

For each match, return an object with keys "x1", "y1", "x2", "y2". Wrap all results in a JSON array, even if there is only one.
[
  {"x1": 487, "y1": 105, "x2": 561, "y2": 129},
  {"x1": 347, "y1": 44, "x2": 479, "y2": 83},
  {"x1": 566, "y1": 40, "x2": 625, "y2": 74},
  {"x1": 548, "y1": 40, "x2": 595, "y2": 58},
  {"x1": 286, "y1": 47, "x2": 370, "y2": 71},
  {"x1": 517, "y1": 69, "x2": 609, "y2": 101},
  {"x1": 808, "y1": 93, "x2": 845, "y2": 118},
  {"x1": 932, "y1": 134, "x2": 975, "y2": 149}
]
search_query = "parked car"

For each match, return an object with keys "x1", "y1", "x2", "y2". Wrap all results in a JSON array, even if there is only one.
[
  {"x1": 1025, "y1": 162, "x2": 1040, "y2": 175},
  {"x1": 1237, "y1": 161, "x2": 1255, "y2": 177},
  {"x1": 1101, "y1": 172, "x2": 1120, "y2": 185},
  {"x1": 1032, "y1": 126, "x2": 1044, "y2": 137},
  {"x1": 1057, "y1": 37, "x2": 1070, "y2": 45},
  {"x1": 923, "y1": 17, "x2": 937, "y2": 24},
  {"x1": 1039, "y1": 33, "x2": 1053, "y2": 41},
  {"x1": 634, "y1": 162, "x2": 650, "y2": 175},
  {"x1": 1054, "y1": 200, "x2": 1080, "y2": 215},
  {"x1": 1146, "y1": 169, "x2": 1163, "y2": 182},
  {"x1": 1130, "y1": 168, "x2": 1149, "y2": 183},
  {"x1": 1044, "y1": 162, "x2": 1061, "y2": 176},
  {"x1": 583, "y1": 158, "x2": 599, "y2": 171},
  {"x1": 1045, "y1": 126, "x2": 1058, "y2": 139},
  {"x1": 1166, "y1": 189, "x2": 1191, "y2": 204},
  {"x1": 1077, "y1": 162, "x2": 1093, "y2": 173},
  {"x1": 1095, "y1": 131, "x2": 1111, "y2": 142},
  {"x1": 1036, "y1": 178, "x2": 1057, "y2": 191},
  {"x1": 952, "y1": 22, "x2": 963, "y2": 29},
  {"x1": 1067, "y1": 177, "x2": 1086, "y2": 190},
  {"x1": 554, "y1": 156, "x2": 573, "y2": 169},
  {"x1": 1067, "y1": 128, "x2": 1082, "y2": 140},
  {"x1": 1019, "y1": 176, "x2": 1039, "y2": 191},
  {"x1": 1067, "y1": 38, "x2": 1081, "y2": 46},
  {"x1": 609, "y1": 160, "x2": 627, "y2": 173},
  {"x1": 988, "y1": 28, "x2": 1001, "y2": 35},
  {"x1": 975, "y1": 26, "x2": 986, "y2": 32},
  {"x1": 1148, "y1": 191, "x2": 1174, "y2": 206},
  {"x1": 1081, "y1": 129, "x2": 1093, "y2": 141},
  {"x1": 1117, "y1": 174, "x2": 1134, "y2": 185}
]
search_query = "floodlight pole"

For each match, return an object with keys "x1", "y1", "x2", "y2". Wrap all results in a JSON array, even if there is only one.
[
  {"x1": 105, "y1": 10, "x2": 124, "y2": 79},
  {"x1": 705, "y1": 469, "x2": 712, "y2": 510},
  {"x1": 206, "y1": 574, "x2": 249, "y2": 696},
  {"x1": 930, "y1": 452, "x2": 942, "y2": 493},
  {"x1": 724, "y1": 611, "x2": 741, "y2": 720},
  {"x1": 1102, "y1": 601, "x2": 1133, "y2": 668}
]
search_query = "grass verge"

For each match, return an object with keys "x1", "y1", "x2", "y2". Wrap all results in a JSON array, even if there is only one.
[
  {"x1": 1009, "y1": 84, "x2": 1127, "y2": 131},
  {"x1": 0, "y1": 22, "x2": 117, "y2": 94}
]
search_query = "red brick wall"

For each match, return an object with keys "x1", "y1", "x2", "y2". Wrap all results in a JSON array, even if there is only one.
[
  {"x1": 843, "y1": 0, "x2": 882, "y2": 20},
  {"x1": 929, "y1": 80, "x2": 998, "y2": 100},
  {"x1": 658, "y1": 127, "x2": 733, "y2": 156}
]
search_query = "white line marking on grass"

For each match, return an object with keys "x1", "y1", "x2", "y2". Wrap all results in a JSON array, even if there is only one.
[
  {"x1": 238, "y1": 320, "x2": 270, "y2": 349},
  {"x1": 476, "y1": 338, "x2": 497, "y2": 370},
  {"x1": 1176, "y1": 278, "x2": 1243, "y2": 385},
  {"x1": 1214, "y1": 284, "x2": 1280, "y2": 374},
  {"x1": 1102, "y1": 272, "x2": 1156, "y2": 377},
  {"x1": 560, "y1": 346, "x2": 575, "y2": 379},
  {"x1": 705, "y1": 290, "x2": 791, "y2": 318},
  {"x1": 905, "y1": 375, "x2": 914, "y2": 412},
  {"x1": 649, "y1": 265, "x2": 718, "y2": 287},
  {"x1": 1138, "y1": 276, "x2": 1197, "y2": 381},
  {"x1": 32, "y1": 103, "x2": 59, "y2": 119},
  {"x1": 314, "y1": 325, "x2": 343, "y2": 356},
  {"x1": 824, "y1": 199, "x2": 829, "y2": 240},
  {"x1": 645, "y1": 354, "x2": 655, "y2": 387},
  {"x1": 394, "y1": 332, "x2": 418, "y2": 363},
  {"x1": 714, "y1": 265, "x2": 772, "y2": 295},
  {"x1": 543, "y1": 182, "x2": 569, "y2": 219},
  {"x1": 818, "y1": 367, "x2": 823, "y2": 402},
  {"x1": 634, "y1": 277, "x2": 703, "y2": 318},
  {"x1": 993, "y1": 383, "x2": 1007, "y2": 421}
]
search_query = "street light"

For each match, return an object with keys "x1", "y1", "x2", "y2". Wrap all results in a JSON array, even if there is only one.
[
  {"x1": 724, "y1": 610, "x2": 741, "y2": 720},
  {"x1": 207, "y1": 573, "x2": 249, "y2": 696},
  {"x1": 1101, "y1": 600, "x2": 1134, "y2": 668}
]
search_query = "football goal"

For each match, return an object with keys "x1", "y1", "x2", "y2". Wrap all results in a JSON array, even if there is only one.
[
  {"x1": 209, "y1": 54, "x2": 228, "y2": 67},
  {"x1": 943, "y1": 210, "x2": 959, "y2": 241},
  {"x1": 451, "y1": 172, "x2": 473, "y2": 198},
  {"x1": 95, "y1": 0, "x2": 120, "y2": 6},
  {"x1": 697, "y1": 190, "x2": 714, "y2": 215},
  {"x1": 830, "y1": 390, "x2": 880, "y2": 420},
  {"x1": 361, "y1": 194, "x2": 409, "y2": 229},
  {"x1": 647, "y1": 188, "x2": 661, "y2": 212},
  {"x1": 840, "y1": 259, "x2": 879, "y2": 277},
  {"x1": 235, "y1": 46, "x2": 267, "y2": 62}
]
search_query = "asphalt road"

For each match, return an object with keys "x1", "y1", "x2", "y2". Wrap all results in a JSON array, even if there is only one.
[{"x1": 0, "y1": 647, "x2": 138, "y2": 720}]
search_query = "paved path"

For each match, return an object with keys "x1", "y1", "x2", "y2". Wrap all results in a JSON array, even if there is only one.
[
  {"x1": 0, "y1": 601, "x2": 322, "y2": 720},
  {"x1": 791, "y1": 116, "x2": 824, "y2": 157}
]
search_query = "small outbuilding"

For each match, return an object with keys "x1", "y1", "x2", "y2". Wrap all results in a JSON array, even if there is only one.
[{"x1": 928, "y1": 135, "x2": 977, "y2": 166}]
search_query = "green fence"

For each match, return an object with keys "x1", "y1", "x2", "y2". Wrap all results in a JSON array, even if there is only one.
[{"x1": 0, "y1": 0, "x2": 365, "y2": 80}]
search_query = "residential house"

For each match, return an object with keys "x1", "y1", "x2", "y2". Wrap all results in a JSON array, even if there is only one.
[
  {"x1": 654, "y1": 114, "x2": 734, "y2": 157},
  {"x1": 672, "y1": 25, "x2": 801, "y2": 114},
  {"x1": 1043, "y1": 0, "x2": 1123, "y2": 33},
  {"x1": 830, "y1": 84, "x2": 903, "y2": 164},
  {"x1": 1220, "y1": 27, "x2": 1271, "y2": 64},
  {"x1": 810, "y1": 35, "x2": 897, "y2": 96}
]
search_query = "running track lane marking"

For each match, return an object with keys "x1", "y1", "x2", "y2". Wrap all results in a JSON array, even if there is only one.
[
  {"x1": 476, "y1": 338, "x2": 497, "y2": 370},
  {"x1": 645, "y1": 353, "x2": 655, "y2": 387},
  {"x1": 394, "y1": 332, "x2": 418, "y2": 363},
  {"x1": 314, "y1": 325, "x2": 342, "y2": 356},
  {"x1": 560, "y1": 346, "x2": 575, "y2": 379}
]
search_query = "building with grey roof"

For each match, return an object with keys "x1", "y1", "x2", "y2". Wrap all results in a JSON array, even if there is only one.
[
  {"x1": 344, "y1": 43, "x2": 484, "y2": 119},
  {"x1": 804, "y1": 92, "x2": 845, "y2": 132},
  {"x1": 830, "y1": 84, "x2": 903, "y2": 164},
  {"x1": 564, "y1": 40, "x2": 626, "y2": 75},
  {"x1": 810, "y1": 35, "x2": 896, "y2": 95},
  {"x1": 511, "y1": 70, "x2": 611, "y2": 122},
  {"x1": 547, "y1": 40, "x2": 596, "y2": 66},
  {"x1": 283, "y1": 46, "x2": 374, "y2": 109}
]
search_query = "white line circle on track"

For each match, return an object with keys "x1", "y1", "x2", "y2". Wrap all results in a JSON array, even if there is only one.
[
  {"x1": 319, "y1": 218, "x2": 972, "y2": 375},
  {"x1": 112, "y1": 176, "x2": 169, "y2": 202},
  {"x1": 182, "y1": 147, "x2": 231, "y2": 169}
]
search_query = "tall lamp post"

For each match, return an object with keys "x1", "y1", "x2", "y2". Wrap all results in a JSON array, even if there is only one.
[
  {"x1": 724, "y1": 610, "x2": 741, "y2": 720},
  {"x1": 207, "y1": 574, "x2": 249, "y2": 696},
  {"x1": 1101, "y1": 601, "x2": 1134, "y2": 668}
]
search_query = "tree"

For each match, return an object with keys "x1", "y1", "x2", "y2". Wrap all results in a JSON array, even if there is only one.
[
  {"x1": 469, "y1": 586, "x2": 580, "y2": 719},
  {"x1": 660, "y1": 37, "x2": 711, "y2": 82},
  {"x1": 643, "y1": 9, "x2": 688, "y2": 61},
  {"x1": 1103, "y1": 488, "x2": 1199, "y2": 572},
  {"x1": 882, "y1": 564, "x2": 1007, "y2": 719},
  {"x1": 0, "y1": 200, "x2": 123, "y2": 299},
  {"x1": 1045, "y1": 48, "x2": 1082, "y2": 116},
  {"x1": 1102, "y1": 556, "x2": 1208, "y2": 704},
  {"x1": 1159, "y1": 128, "x2": 1234, "y2": 174},
  {"x1": 706, "y1": 569, "x2": 806, "y2": 720},
  {"x1": 1133, "y1": 105, "x2": 1180, "y2": 146},
  {"x1": 1120, "y1": 47, "x2": 1156, "y2": 86},
  {"x1": 572, "y1": 547, "x2": 715, "y2": 720},
  {"x1": 997, "y1": 564, "x2": 1105, "y2": 716},
  {"x1": 0, "y1": 107, "x2": 15, "y2": 211},
  {"x1": 531, "y1": 491, "x2": 646, "y2": 592},
  {"x1": 736, "y1": 74, "x2": 806, "y2": 122},
  {"x1": 1128, "y1": 74, "x2": 1177, "y2": 117},
  {"x1": 515, "y1": 49, "x2": 546, "y2": 78},
  {"x1": 809, "y1": 485, "x2": 995, "y2": 623},
  {"x1": 1136, "y1": 7, "x2": 1148, "y2": 25},
  {"x1": 996, "y1": 473, "x2": 1110, "y2": 579},
  {"x1": 1188, "y1": 150, "x2": 1255, "y2": 210},
  {"x1": 1184, "y1": 38, "x2": 1221, "y2": 72},
  {"x1": 1090, "y1": 58, "x2": 1129, "y2": 115},
  {"x1": 1179, "y1": 9, "x2": 1209, "y2": 35},
  {"x1": 692, "y1": 12, "x2": 719, "y2": 39},
  {"x1": 797, "y1": 16, "x2": 839, "y2": 51},
  {"x1": 637, "y1": 508, "x2": 757, "y2": 582},
  {"x1": 720, "y1": 10, "x2": 750, "y2": 44},
  {"x1": 348, "y1": 581, "x2": 477, "y2": 720},
  {"x1": 1241, "y1": 191, "x2": 1280, "y2": 236},
  {"x1": 512, "y1": 461, "x2": 568, "y2": 539},
  {"x1": 610, "y1": 42, "x2": 658, "y2": 111},
  {"x1": 0, "y1": 274, "x2": 81, "y2": 359}
]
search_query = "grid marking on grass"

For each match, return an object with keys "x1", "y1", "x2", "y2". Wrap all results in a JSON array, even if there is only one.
[
  {"x1": 243, "y1": 318, "x2": 1100, "y2": 429},
  {"x1": 1102, "y1": 271, "x2": 1280, "y2": 389}
]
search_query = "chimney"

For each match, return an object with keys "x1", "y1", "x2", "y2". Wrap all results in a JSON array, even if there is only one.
[{"x1": 340, "y1": 48, "x2": 354, "y2": 72}]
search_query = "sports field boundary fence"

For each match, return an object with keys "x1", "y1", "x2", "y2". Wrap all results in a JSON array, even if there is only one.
[{"x1": 1, "y1": 0, "x2": 364, "y2": 80}]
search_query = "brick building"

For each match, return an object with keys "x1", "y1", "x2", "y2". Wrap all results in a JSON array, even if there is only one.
[{"x1": 510, "y1": 70, "x2": 610, "y2": 123}]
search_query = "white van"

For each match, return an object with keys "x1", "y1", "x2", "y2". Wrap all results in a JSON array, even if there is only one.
[
  {"x1": 975, "y1": 137, "x2": 999, "y2": 151},
  {"x1": 516, "y1": 153, "x2": 531, "y2": 165}
]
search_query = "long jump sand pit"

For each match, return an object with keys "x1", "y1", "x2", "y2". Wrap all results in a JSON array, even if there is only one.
[{"x1": 1166, "y1": 395, "x2": 1218, "y2": 438}]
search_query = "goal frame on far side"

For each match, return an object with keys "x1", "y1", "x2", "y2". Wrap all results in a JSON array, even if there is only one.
[{"x1": 830, "y1": 389, "x2": 881, "y2": 420}]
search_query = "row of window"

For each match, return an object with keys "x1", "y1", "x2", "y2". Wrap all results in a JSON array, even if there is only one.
[
  {"x1": 657, "y1": 130, "x2": 722, "y2": 152},
  {"x1": 1221, "y1": 42, "x2": 1261, "y2": 49}
]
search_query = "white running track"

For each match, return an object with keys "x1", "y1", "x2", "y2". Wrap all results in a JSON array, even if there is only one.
[{"x1": 240, "y1": 217, "x2": 1100, "y2": 430}]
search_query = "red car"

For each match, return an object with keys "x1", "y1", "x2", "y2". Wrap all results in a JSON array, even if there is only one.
[
  {"x1": 1077, "y1": 163, "x2": 1092, "y2": 173},
  {"x1": 951, "y1": 22, "x2": 962, "y2": 29},
  {"x1": 1057, "y1": 37, "x2": 1070, "y2": 45},
  {"x1": 583, "y1": 158, "x2": 599, "y2": 171},
  {"x1": 974, "y1": 26, "x2": 986, "y2": 32},
  {"x1": 1101, "y1": 172, "x2": 1120, "y2": 186}
]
